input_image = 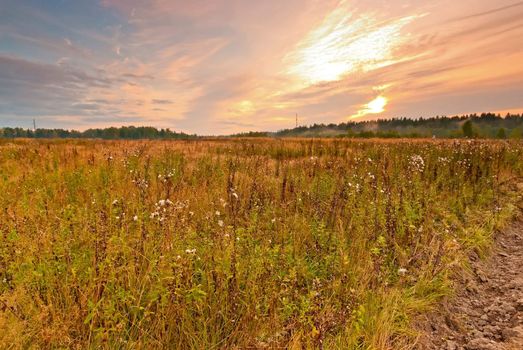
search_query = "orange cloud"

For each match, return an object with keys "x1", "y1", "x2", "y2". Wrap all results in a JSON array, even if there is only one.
[{"x1": 284, "y1": 4, "x2": 420, "y2": 85}]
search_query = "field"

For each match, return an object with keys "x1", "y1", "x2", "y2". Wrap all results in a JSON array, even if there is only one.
[{"x1": 0, "y1": 138, "x2": 522, "y2": 349}]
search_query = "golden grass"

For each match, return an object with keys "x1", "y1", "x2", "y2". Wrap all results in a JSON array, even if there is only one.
[{"x1": 0, "y1": 138, "x2": 521, "y2": 349}]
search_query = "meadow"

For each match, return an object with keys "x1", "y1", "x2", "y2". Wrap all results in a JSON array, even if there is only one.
[{"x1": 0, "y1": 138, "x2": 522, "y2": 349}]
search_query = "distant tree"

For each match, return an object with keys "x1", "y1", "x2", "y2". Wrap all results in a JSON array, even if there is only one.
[
  {"x1": 462, "y1": 120, "x2": 474, "y2": 138},
  {"x1": 496, "y1": 128, "x2": 506, "y2": 139},
  {"x1": 510, "y1": 127, "x2": 522, "y2": 139}
]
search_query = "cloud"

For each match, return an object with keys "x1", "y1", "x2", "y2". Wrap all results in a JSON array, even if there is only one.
[
  {"x1": 152, "y1": 99, "x2": 173, "y2": 105},
  {"x1": 0, "y1": 54, "x2": 188, "y2": 128},
  {"x1": 283, "y1": 4, "x2": 420, "y2": 84},
  {"x1": 446, "y1": 1, "x2": 523, "y2": 22},
  {"x1": 0, "y1": 55, "x2": 109, "y2": 87}
]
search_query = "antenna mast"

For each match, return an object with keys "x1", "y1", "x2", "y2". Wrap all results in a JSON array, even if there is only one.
[{"x1": 33, "y1": 119, "x2": 36, "y2": 131}]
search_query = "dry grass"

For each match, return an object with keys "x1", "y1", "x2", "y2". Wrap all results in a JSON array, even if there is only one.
[{"x1": 0, "y1": 138, "x2": 521, "y2": 349}]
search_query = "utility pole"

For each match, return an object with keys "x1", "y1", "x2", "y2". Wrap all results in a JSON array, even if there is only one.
[{"x1": 295, "y1": 113, "x2": 298, "y2": 128}]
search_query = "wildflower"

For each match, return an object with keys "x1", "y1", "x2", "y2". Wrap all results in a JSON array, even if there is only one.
[
  {"x1": 133, "y1": 215, "x2": 138, "y2": 221},
  {"x1": 185, "y1": 248, "x2": 196, "y2": 254},
  {"x1": 398, "y1": 268, "x2": 408, "y2": 276},
  {"x1": 218, "y1": 220, "x2": 224, "y2": 227},
  {"x1": 215, "y1": 210, "x2": 221, "y2": 216},
  {"x1": 409, "y1": 154, "x2": 425, "y2": 172},
  {"x1": 158, "y1": 199, "x2": 166, "y2": 206},
  {"x1": 112, "y1": 199, "x2": 118, "y2": 205}
]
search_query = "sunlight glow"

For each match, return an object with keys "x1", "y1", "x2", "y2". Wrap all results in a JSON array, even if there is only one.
[
  {"x1": 285, "y1": 3, "x2": 416, "y2": 84},
  {"x1": 351, "y1": 96, "x2": 388, "y2": 119},
  {"x1": 367, "y1": 96, "x2": 388, "y2": 113}
]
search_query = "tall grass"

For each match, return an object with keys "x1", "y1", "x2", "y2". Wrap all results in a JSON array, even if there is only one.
[{"x1": 0, "y1": 138, "x2": 521, "y2": 349}]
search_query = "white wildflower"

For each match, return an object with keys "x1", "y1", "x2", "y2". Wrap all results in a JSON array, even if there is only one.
[{"x1": 409, "y1": 154, "x2": 425, "y2": 172}]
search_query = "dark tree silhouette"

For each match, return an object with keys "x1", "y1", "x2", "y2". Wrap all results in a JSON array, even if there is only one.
[{"x1": 462, "y1": 120, "x2": 474, "y2": 138}]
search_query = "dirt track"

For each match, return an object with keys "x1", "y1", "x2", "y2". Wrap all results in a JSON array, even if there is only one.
[{"x1": 419, "y1": 217, "x2": 523, "y2": 349}]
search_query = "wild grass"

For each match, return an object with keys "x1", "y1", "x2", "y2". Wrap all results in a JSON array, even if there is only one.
[{"x1": 0, "y1": 138, "x2": 521, "y2": 349}]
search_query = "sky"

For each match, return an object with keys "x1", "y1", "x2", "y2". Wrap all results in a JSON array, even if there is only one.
[{"x1": 0, "y1": 0, "x2": 522, "y2": 135}]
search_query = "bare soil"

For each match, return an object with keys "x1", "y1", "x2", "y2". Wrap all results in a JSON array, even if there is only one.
[{"x1": 418, "y1": 216, "x2": 523, "y2": 350}]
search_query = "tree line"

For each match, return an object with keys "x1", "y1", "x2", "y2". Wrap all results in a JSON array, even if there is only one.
[
  {"x1": 1, "y1": 113, "x2": 523, "y2": 139},
  {"x1": 0, "y1": 126, "x2": 197, "y2": 140},
  {"x1": 274, "y1": 113, "x2": 523, "y2": 138}
]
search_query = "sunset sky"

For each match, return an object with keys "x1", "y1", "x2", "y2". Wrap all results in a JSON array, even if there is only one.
[{"x1": 1, "y1": 0, "x2": 522, "y2": 134}]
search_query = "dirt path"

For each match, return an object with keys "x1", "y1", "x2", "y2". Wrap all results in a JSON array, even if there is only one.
[{"x1": 419, "y1": 217, "x2": 523, "y2": 350}]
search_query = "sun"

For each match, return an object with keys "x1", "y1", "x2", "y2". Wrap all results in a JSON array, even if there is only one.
[
  {"x1": 351, "y1": 96, "x2": 388, "y2": 119},
  {"x1": 366, "y1": 96, "x2": 387, "y2": 114}
]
